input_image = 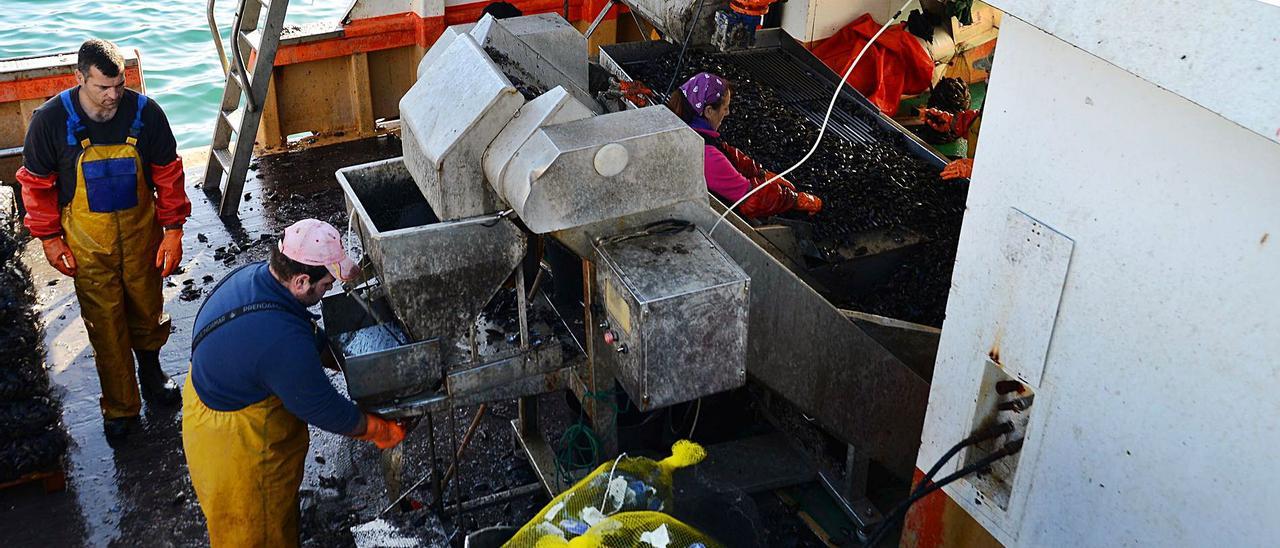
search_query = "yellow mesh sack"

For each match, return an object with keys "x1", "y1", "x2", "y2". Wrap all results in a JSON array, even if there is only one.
[
  {"x1": 533, "y1": 512, "x2": 721, "y2": 548},
  {"x1": 505, "y1": 441, "x2": 711, "y2": 548}
]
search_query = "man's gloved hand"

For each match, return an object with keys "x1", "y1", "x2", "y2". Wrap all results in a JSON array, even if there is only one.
[
  {"x1": 795, "y1": 192, "x2": 823, "y2": 214},
  {"x1": 155, "y1": 228, "x2": 183, "y2": 277},
  {"x1": 356, "y1": 414, "x2": 407, "y2": 449},
  {"x1": 940, "y1": 158, "x2": 974, "y2": 180},
  {"x1": 41, "y1": 236, "x2": 77, "y2": 277}
]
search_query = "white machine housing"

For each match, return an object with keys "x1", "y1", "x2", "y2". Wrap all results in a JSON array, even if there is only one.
[
  {"x1": 917, "y1": 0, "x2": 1280, "y2": 546},
  {"x1": 388, "y1": 13, "x2": 747, "y2": 411},
  {"x1": 404, "y1": 14, "x2": 706, "y2": 234}
]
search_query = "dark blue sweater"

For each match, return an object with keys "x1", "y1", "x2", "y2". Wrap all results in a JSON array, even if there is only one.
[{"x1": 190, "y1": 262, "x2": 362, "y2": 435}]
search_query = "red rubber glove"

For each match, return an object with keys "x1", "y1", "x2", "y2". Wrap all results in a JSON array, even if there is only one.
[
  {"x1": 951, "y1": 109, "x2": 981, "y2": 136},
  {"x1": 722, "y1": 144, "x2": 764, "y2": 180},
  {"x1": 795, "y1": 192, "x2": 822, "y2": 214},
  {"x1": 739, "y1": 180, "x2": 798, "y2": 218},
  {"x1": 920, "y1": 107, "x2": 954, "y2": 133},
  {"x1": 41, "y1": 236, "x2": 77, "y2": 277},
  {"x1": 920, "y1": 108, "x2": 981, "y2": 138},
  {"x1": 155, "y1": 228, "x2": 183, "y2": 277},
  {"x1": 16, "y1": 167, "x2": 63, "y2": 239},
  {"x1": 941, "y1": 158, "x2": 974, "y2": 180},
  {"x1": 355, "y1": 414, "x2": 407, "y2": 449},
  {"x1": 619, "y1": 80, "x2": 654, "y2": 107},
  {"x1": 730, "y1": 0, "x2": 775, "y2": 16},
  {"x1": 765, "y1": 171, "x2": 796, "y2": 191}
]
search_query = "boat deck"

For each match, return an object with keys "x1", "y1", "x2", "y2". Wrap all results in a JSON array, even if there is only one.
[
  {"x1": 3, "y1": 134, "x2": 841, "y2": 547},
  {"x1": 2, "y1": 136, "x2": 564, "y2": 546}
]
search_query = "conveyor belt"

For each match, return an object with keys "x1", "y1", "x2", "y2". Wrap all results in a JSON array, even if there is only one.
[{"x1": 599, "y1": 30, "x2": 943, "y2": 165}]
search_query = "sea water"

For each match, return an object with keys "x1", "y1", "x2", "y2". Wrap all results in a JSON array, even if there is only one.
[{"x1": 0, "y1": 0, "x2": 350, "y2": 149}]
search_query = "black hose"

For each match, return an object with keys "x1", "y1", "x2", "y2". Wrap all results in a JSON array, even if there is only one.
[
  {"x1": 664, "y1": 0, "x2": 708, "y2": 95},
  {"x1": 857, "y1": 421, "x2": 1011, "y2": 545},
  {"x1": 920, "y1": 421, "x2": 1013, "y2": 488},
  {"x1": 862, "y1": 438, "x2": 1025, "y2": 547}
]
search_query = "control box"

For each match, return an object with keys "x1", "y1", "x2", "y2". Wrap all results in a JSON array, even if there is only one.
[{"x1": 594, "y1": 225, "x2": 750, "y2": 411}]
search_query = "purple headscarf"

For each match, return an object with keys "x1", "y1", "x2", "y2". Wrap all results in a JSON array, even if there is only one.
[{"x1": 680, "y1": 72, "x2": 727, "y2": 113}]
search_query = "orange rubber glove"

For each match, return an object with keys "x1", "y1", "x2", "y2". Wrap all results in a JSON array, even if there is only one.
[
  {"x1": 795, "y1": 192, "x2": 823, "y2": 214},
  {"x1": 355, "y1": 414, "x2": 407, "y2": 449},
  {"x1": 41, "y1": 236, "x2": 77, "y2": 277},
  {"x1": 941, "y1": 158, "x2": 974, "y2": 180},
  {"x1": 155, "y1": 228, "x2": 183, "y2": 277},
  {"x1": 619, "y1": 80, "x2": 654, "y2": 107}
]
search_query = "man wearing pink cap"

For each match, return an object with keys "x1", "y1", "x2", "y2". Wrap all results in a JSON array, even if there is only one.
[{"x1": 182, "y1": 219, "x2": 405, "y2": 547}]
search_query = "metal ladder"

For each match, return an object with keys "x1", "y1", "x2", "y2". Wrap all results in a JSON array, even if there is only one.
[{"x1": 204, "y1": 0, "x2": 289, "y2": 217}]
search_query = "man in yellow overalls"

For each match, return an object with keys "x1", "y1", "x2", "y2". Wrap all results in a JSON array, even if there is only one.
[
  {"x1": 185, "y1": 219, "x2": 406, "y2": 546},
  {"x1": 16, "y1": 39, "x2": 190, "y2": 441}
]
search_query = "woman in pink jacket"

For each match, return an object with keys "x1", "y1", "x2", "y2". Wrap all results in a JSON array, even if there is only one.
[{"x1": 666, "y1": 72, "x2": 822, "y2": 218}]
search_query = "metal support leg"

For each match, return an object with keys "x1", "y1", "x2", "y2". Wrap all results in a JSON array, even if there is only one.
[
  {"x1": 845, "y1": 443, "x2": 869, "y2": 498},
  {"x1": 581, "y1": 259, "x2": 618, "y2": 458},
  {"x1": 516, "y1": 264, "x2": 529, "y2": 350},
  {"x1": 426, "y1": 412, "x2": 442, "y2": 507},
  {"x1": 518, "y1": 395, "x2": 538, "y2": 436},
  {"x1": 509, "y1": 261, "x2": 568, "y2": 495},
  {"x1": 818, "y1": 443, "x2": 883, "y2": 530}
]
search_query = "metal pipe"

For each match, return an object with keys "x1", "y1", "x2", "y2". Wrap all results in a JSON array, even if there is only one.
[
  {"x1": 0, "y1": 146, "x2": 22, "y2": 160},
  {"x1": 527, "y1": 266, "x2": 545, "y2": 302},
  {"x1": 441, "y1": 403, "x2": 489, "y2": 487},
  {"x1": 446, "y1": 483, "x2": 543, "y2": 514},
  {"x1": 584, "y1": 0, "x2": 617, "y2": 38},
  {"x1": 206, "y1": 0, "x2": 230, "y2": 75},
  {"x1": 227, "y1": 0, "x2": 257, "y2": 113},
  {"x1": 516, "y1": 264, "x2": 529, "y2": 350},
  {"x1": 449, "y1": 404, "x2": 463, "y2": 524}
]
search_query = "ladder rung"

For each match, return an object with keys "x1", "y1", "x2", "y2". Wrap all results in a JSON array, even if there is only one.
[
  {"x1": 240, "y1": 29, "x2": 262, "y2": 54},
  {"x1": 222, "y1": 107, "x2": 245, "y2": 131},
  {"x1": 211, "y1": 147, "x2": 234, "y2": 173},
  {"x1": 224, "y1": 70, "x2": 243, "y2": 91}
]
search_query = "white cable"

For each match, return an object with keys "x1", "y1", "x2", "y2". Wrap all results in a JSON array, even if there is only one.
[
  {"x1": 709, "y1": 0, "x2": 916, "y2": 235},
  {"x1": 688, "y1": 398, "x2": 702, "y2": 439},
  {"x1": 600, "y1": 452, "x2": 628, "y2": 514}
]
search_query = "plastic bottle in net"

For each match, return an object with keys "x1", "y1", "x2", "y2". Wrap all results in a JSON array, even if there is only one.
[{"x1": 506, "y1": 440, "x2": 718, "y2": 548}]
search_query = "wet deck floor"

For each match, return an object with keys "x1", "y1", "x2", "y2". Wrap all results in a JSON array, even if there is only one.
[{"x1": 0, "y1": 136, "x2": 565, "y2": 546}]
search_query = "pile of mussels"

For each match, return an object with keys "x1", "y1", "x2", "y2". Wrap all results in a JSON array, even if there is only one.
[
  {"x1": 0, "y1": 226, "x2": 68, "y2": 482},
  {"x1": 627, "y1": 49, "x2": 968, "y2": 326}
]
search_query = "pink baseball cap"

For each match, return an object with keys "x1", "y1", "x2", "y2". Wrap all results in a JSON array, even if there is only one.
[{"x1": 279, "y1": 219, "x2": 358, "y2": 282}]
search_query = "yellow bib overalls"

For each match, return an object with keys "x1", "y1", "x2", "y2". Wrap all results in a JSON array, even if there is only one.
[
  {"x1": 59, "y1": 89, "x2": 169, "y2": 419},
  {"x1": 181, "y1": 269, "x2": 313, "y2": 547},
  {"x1": 182, "y1": 375, "x2": 309, "y2": 547}
]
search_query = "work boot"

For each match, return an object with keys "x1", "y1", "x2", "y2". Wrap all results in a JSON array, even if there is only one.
[
  {"x1": 103, "y1": 417, "x2": 133, "y2": 441},
  {"x1": 135, "y1": 349, "x2": 181, "y2": 406}
]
